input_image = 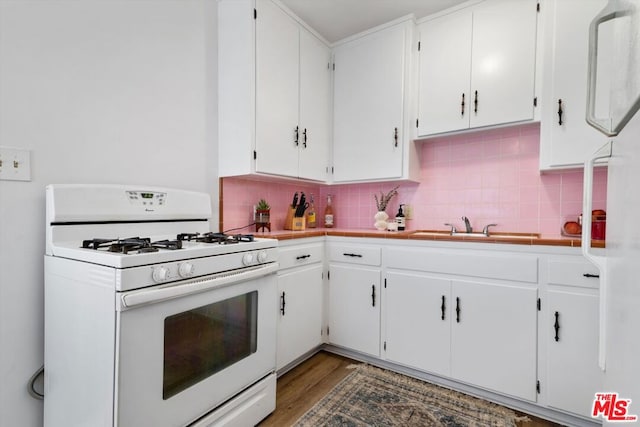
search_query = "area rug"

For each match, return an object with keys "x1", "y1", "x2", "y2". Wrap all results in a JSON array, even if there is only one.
[{"x1": 293, "y1": 364, "x2": 527, "y2": 426}]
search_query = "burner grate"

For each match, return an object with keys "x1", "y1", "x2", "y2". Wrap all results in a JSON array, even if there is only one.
[
  {"x1": 82, "y1": 237, "x2": 182, "y2": 254},
  {"x1": 177, "y1": 232, "x2": 254, "y2": 244}
]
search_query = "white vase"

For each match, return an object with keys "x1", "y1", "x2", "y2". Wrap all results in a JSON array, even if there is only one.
[{"x1": 374, "y1": 211, "x2": 389, "y2": 231}]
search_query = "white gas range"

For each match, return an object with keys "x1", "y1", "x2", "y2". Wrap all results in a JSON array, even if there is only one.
[{"x1": 44, "y1": 184, "x2": 278, "y2": 427}]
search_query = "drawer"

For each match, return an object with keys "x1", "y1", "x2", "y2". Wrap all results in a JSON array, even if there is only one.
[
  {"x1": 547, "y1": 258, "x2": 600, "y2": 289},
  {"x1": 386, "y1": 247, "x2": 538, "y2": 283},
  {"x1": 278, "y1": 243, "x2": 323, "y2": 271},
  {"x1": 328, "y1": 243, "x2": 381, "y2": 266}
]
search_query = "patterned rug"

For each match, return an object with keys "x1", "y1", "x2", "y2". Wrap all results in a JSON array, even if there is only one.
[{"x1": 293, "y1": 364, "x2": 526, "y2": 426}]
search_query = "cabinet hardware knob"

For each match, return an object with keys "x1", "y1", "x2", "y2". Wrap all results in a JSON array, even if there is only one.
[
  {"x1": 461, "y1": 93, "x2": 465, "y2": 116},
  {"x1": 558, "y1": 99, "x2": 563, "y2": 125},
  {"x1": 281, "y1": 291, "x2": 286, "y2": 316},
  {"x1": 455, "y1": 297, "x2": 461, "y2": 323},
  {"x1": 474, "y1": 90, "x2": 478, "y2": 113},
  {"x1": 441, "y1": 295, "x2": 446, "y2": 320},
  {"x1": 554, "y1": 311, "x2": 560, "y2": 341}
]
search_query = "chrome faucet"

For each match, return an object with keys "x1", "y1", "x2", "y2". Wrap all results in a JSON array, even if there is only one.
[{"x1": 462, "y1": 216, "x2": 472, "y2": 233}]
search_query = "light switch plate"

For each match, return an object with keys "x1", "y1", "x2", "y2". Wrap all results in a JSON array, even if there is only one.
[{"x1": 0, "y1": 147, "x2": 31, "y2": 181}]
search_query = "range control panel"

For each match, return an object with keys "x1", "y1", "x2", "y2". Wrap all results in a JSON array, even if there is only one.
[{"x1": 127, "y1": 191, "x2": 166, "y2": 207}]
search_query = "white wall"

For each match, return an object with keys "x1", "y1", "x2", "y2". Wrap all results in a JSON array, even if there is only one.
[{"x1": 0, "y1": 1, "x2": 218, "y2": 425}]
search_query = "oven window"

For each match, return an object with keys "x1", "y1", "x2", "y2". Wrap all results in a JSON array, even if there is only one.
[{"x1": 163, "y1": 291, "x2": 258, "y2": 399}]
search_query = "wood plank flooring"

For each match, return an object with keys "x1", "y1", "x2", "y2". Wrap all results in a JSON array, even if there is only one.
[{"x1": 258, "y1": 351, "x2": 562, "y2": 427}]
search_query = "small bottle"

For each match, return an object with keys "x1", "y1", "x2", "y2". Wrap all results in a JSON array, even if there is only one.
[
  {"x1": 324, "y1": 194, "x2": 334, "y2": 228},
  {"x1": 396, "y1": 204, "x2": 405, "y2": 231},
  {"x1": 306, "y1": 194, "x2": 317, "y2": 228}
]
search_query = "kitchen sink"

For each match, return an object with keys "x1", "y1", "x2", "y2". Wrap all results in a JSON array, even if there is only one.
[{"x1": 410, "y1": 230, "x2": 540, "y2": 240}]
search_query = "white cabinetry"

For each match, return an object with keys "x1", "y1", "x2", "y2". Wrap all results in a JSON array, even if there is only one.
[
  {"x1": 384, "y1": 245, "x2": 538, "y2": 401},
  {"x1": 539, "y1": 0, "x2": 610, "y2": 170},
  {"x1": 276, "y1": 241, "x2": 324, "y2": 371},
  {"x1": 332, "y1": 18, "x2": 419, "y2": 183},
  {"x1": 543, "y1": 256, "x2": 602, "y2": 418},
  {"x1": 327, "y1": 243, "x2": 381, "y2": 357},
  {"x1": 218, "y1": 0, "x2": 330, "y2": 181},
  {"x1": 417, "y1": 0, "x2": 538, "y2": 137}
]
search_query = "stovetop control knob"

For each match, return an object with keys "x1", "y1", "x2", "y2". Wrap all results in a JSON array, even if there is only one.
[
  {"x1": 152, "y1": 266, "x2": 170, "y2": 283},
  {"x1": 178, "y1": 262, "x2": 195, "y2": 278},
  {"x1": 257, "y1": 250, "x2": 268, "y2": 263},
  {"x1": 242, "y1": 253, "x2": 255, "y2": 266}
]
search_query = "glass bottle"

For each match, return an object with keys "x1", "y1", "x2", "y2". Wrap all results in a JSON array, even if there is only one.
[
  {"x1": 324, "y1": 194, "x2": 334, "y2": 228},
  {"x1": 396, "y1": 204, "x2": 406, "y2": 231},
  {"x1": 306, "y1": 194, "x2": 317, "y2": 228}
]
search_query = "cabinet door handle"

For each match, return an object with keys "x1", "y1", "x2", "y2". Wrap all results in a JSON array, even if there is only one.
[
  {"x1": 441, "y1": 295, "x2": 446, "y2": 320},
  {"x1": 461, "y1": 93, "x2": 465, "y2": 116},
  {"x1": 393, "y1": 127, "x2": 398, "y2": 147},
  {"x1": 296, "y1": 254, "x2": 311, "y2": 260},
  {"x1": 558, "y1": 99, "x2": 563, "y2": 125},
  {"x1": 342, "y1": 253, "x2": 363, "y2": 258},
  {"x1": 303, "y1": 128, "x2": 307, "y2": 148},
  {"x1": 455, "y1": 297, "x2": 461, "y2": 323},
  {"x1": 474, "y1": 90, "x2": 478, "y2": 113},
  {"x1": 371, "y1": 285, "x2": 376, "y2": 307},
  {"x1": 281, "y1": 291, "x2": 286, "y2": 316},
  {"x1": 583, "y1": 273, "x2": 600, "y2": 278},
  {"x1": 294, "y1": 126, "x2": 299, "y2": 146},
  {"x1": 554, "y1": 311, "x2": 560, "y2": 342}
]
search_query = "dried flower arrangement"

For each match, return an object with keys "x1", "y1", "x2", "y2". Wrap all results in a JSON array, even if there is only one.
[{"x1": 374, "y1": 186, "x2": 399, "y2": 212}]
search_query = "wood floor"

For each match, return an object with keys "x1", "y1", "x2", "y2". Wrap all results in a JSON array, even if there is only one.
[{"x1": 258, "y1": 351, "x2": 563, "y2": 427}]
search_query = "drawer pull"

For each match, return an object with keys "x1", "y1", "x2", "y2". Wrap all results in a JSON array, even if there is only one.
[
  {"x1": 455, "y1": 297, "x2": 461, "y2": 323},
  {"x1": 371, "y1": 285, "x2": 376, "y2": 307},
  {"x1": 343, "y1": 253, "x2": 363, "y2": 258},
  {"x1": 583, "y1": 273, "x2": 600, "y2": 278},
  {"x1": 558, "y1": 99, "x2": 563, "y2": 125},
  {"x1": 280, "y1": 292, "x2": 286, "y2": 316},
  {"x1": 461, "y1": 93, "x2": 465, "y2": 116},
  {"x1": 441, "y1": 295, "x2": 446, "y2": 320},
  {"x1": 554, "y1": 311, "x2": 560, "y2": 342},
  {"x1": 474, "y1": 90, "x2": 478, "y2": 113},
  {"x1": 296, "y1": 254, "x2": 311, "y2": 260},
  {"x1": 393, "y1": 127, "x2": 398, "y2": 147},
  {"x1": 294, "y1": 126, "x2": 299, "y2": 146}
]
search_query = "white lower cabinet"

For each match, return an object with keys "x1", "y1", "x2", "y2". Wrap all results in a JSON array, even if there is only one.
[
  {"x1": 385, "y1": 270, "x2": 538, "y2": 401},
  {"x1": 276, "y1": 242, "x2": 324, "y2": 371},
  {"x1": 543, "y1": 255, "x2": 602, "y2": 418},
  {"x1": 450, "y1": 280, "x2": 538, "y2": 402},
  {"x1": 328, "y1": 264, "x2": 381, "y2": 357},
  {"x1": 385, "y1": 271, "x2": 451, "y2": 376}
]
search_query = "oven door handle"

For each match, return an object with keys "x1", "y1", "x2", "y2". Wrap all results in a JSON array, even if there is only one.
[{"x1": 118, "y1": 262, "x2": 279, "y2": 310}]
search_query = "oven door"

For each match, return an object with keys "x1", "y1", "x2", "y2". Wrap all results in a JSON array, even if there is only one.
[{"x1": 114, "y1": 264, "x2": 277, "y2": 427}]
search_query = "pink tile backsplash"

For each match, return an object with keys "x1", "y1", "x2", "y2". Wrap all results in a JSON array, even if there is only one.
[{"x1": 221, "y1": 123, "x2": 608, "y2": 235}]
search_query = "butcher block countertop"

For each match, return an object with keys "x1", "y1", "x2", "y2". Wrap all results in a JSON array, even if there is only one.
[{"x1": 254, "y1": 228, "x2": 605, "y2": 248}]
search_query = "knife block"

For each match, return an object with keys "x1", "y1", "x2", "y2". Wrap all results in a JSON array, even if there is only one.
[{"x1": 284, "y1": 207, "x2": 305, "y2": 231}]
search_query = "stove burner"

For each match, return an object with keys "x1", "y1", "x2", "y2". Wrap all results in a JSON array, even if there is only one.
[
  {"x1": 82, "y1": 237, "x2": 182, "y2": 254},
  {"x1": 177, "y1": 232, "x2": 254, "y2": 244}
]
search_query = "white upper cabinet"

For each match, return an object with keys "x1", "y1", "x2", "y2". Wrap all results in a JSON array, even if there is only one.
[
  {"x1": 218, "y1": 0, "x2": 331, "y2": 181},
  {"x1": 417, "y1": 0, "x2": 538, "y2": 137},
  {"x1": 539, "y1": 0, "x2": 611, "y2": 171},
  {"x1": 332, "y1": 18, "x2": 419, "y2": 183}
]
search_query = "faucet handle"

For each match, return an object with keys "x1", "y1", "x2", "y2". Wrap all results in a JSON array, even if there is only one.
[
  {"x1": 444, "y1": 223, "x2": 457, "y2": 234},
  {"x1": 483, "y1": 223, "x2": 498, "y2": 236}
]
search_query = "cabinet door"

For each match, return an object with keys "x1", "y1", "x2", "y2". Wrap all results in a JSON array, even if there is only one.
[
  {"x1": 417, "y1": 12, "x2": 472, "y2": 136},
  {"x1": 328, "y1": 264, "x2": 380, "y2": 357},
  {"x1": 539, "y1": 0, "x2": 610, "y2": 170},
  {"x1": 547, "y1": 290, "x2": 602, "y2": 418},
  {"x1": 451, "y1": 280, "x2": 538, "y2": 401},
  {"x1": 470, "y1": 0, "x2": 537, "y2": 128},
  {"x1": 277, "y1": 264, "x2": 324, "y2": 370},
  {"x1": 299, "y1": 29, "x2": 331, "y2": 182},
  {"x1": 385, "y1": 271, "x2": 451, "y2": 376},
  {"x1": 255, "y1": 0, "x2": 299, "y2": 178},
  {"x1": 332, "y1": 23, "x2": 406, "y2": 182}
]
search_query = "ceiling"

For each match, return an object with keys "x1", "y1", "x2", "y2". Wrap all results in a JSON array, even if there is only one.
[{"x1": 279, "y1": 0, "x2": 470, "y2": 43}]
